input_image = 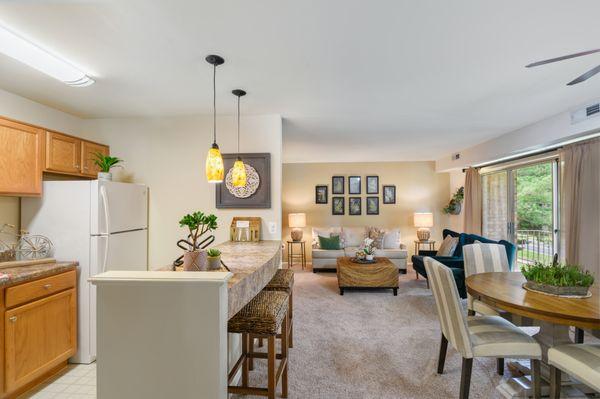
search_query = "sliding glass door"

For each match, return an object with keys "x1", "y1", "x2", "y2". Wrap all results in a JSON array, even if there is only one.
[{"x1": 481, "y1": 159, "x2": 559, "y2": 270}]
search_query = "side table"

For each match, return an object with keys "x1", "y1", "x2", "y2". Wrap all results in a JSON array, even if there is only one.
[
  {"x1": 414, "y1": 240, "x2": 436, "y2": 280},
  {"x1": 286, "y1": 240, "x2": 306, "y2": 270}
]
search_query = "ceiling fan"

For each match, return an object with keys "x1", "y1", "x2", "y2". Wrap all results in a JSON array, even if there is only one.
[{"x1": 526, "y1": 49, "x2": 600, "y2": 86}]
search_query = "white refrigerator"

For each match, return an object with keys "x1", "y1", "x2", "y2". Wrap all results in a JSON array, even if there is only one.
[{"x1": 21, "y1": 180, "x2": 148, "y2": 364}]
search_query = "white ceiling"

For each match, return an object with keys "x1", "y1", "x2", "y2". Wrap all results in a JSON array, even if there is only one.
[{"x1": 1, "y1": 1, "x2": 600, "y2": 163}]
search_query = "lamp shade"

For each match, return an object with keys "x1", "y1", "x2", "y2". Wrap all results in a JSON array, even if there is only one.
[
  {"x1": 288, "y1": 213, "x2": 306, "y2": 228},
  {"x1": 413, "y1": 212, "x2": 433, "y2": 228},
  {"x1": 231, "y1": 158, "x2": 247, "y2": 187},
  {"x1": 205, "y1": 145, "x2": 224, "y2": 183}
]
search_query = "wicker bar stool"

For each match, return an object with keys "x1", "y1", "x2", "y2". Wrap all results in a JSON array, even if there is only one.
[
  {"x1": 255, "y1": 269, "x2": 294, "y2": 351},
  {"x1": 228, "y1": 290, "x2": 289, "y2": 399}
]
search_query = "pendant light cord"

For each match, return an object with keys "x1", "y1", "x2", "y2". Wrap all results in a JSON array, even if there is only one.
[
  {"x1": 212, "y1": 64, "x2": 216, "y2": 144},
  {"x1": 237, "y1": 95, "x2": 240, "y2": 154}
]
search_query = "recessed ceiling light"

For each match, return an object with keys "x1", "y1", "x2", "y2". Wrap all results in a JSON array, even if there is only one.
[{"x1": 0, "y1": 24, "x2": 94, "y2": 87}]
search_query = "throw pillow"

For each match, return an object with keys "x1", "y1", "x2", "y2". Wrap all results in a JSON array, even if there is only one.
[
  {"x1": 318, "y1": 235, "x2": 341, "y2": 250},
  {"x1": 312, "y1": 227, "x2": 332, "y2": 248},
  {"x1": 438, "y1": 235, "x2": 459, "y2": 256},
  {"x1": 382, "y1": 229, "x2": 401, "y2": 249},
  {"x1": 368, "y1": 227, "x2": 385, "y2": 249}
]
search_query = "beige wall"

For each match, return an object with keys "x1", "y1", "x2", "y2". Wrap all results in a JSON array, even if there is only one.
[
  {"x1": 448, "y1": 169, "x2": 465, "y2": 233},
  {"x1": 81, "y1": 115, "x2": 282, "y2": 269},
  {"x1": 282, "y1": 161, "x2": 451, "y2": 262}
]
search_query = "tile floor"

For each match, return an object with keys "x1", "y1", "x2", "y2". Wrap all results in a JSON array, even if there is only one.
[{"x1": 18, "y1": 363, "x2": 96, "y2": 399}]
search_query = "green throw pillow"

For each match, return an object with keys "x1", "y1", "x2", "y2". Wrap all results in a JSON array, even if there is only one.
[{"x1": 318, "y1": 235, "x2": 340, "y2": 250}]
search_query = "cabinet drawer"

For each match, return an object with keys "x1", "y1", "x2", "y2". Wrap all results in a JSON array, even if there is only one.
[{"x1": 6, "y1": 270, "x2": 76, "y2": 308}]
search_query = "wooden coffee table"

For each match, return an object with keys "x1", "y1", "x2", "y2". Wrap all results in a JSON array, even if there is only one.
[{"x1": 337, "y1": 257, "x2": 399, "y2": 296}]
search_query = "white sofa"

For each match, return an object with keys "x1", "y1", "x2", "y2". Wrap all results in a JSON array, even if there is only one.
[{"x1": 311, "y1": 226, "x2": 408, "y2": 272}]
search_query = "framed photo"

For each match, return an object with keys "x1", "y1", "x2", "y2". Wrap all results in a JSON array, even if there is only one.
[
  {"x1": 366, "y1": 176, "x2": 379, "y2": 194},
  {"x1": 315, "y1": 185, "x2": 328, "y2": 204},
  {"x1": 366, "y1": 197, "x2": 379, "y2": 215},
  {"x1": 349, "y1": 197, "x2": 361, "y2": 215},
  {"x1": 332, "y1": 176, "x2": 345, "y2": 194},
  {"x1": 348, "y1": 176, "x2": 361, "y2": 194},
  {"x1": 216, "y1": 153, "x2": 270, "y2": 208},
  {"x1": 383, "y1": 185, "x2": 396, "y2": 204},
  {"x1": 332, "y1": 197, "x2": 345, "y2": 215}
]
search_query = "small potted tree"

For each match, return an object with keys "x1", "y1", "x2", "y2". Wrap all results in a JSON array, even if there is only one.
[
  {"x1": 206, "y1": 248, "x2": 222, "y2": 270},
  {"x1": 93, "y1": 152, "x2": 123, "y2": 181},
  {"x1": 179, "y1": 212, "x2": 218, "y2": 271}
]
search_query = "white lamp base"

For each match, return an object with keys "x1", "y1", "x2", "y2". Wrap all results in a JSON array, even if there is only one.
[{"x1": 291, "y1": 228, "x2": 303, "y2": 242}]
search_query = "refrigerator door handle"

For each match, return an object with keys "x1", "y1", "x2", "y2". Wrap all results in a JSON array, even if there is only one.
[
  {"x1": 102, "y1": 235, "x2": 110, "y2": 273},
  {"x1": 100, "y1": 186, "x2": 111, "y2": 235}
]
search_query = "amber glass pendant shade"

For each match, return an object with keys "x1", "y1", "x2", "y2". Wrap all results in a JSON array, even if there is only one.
[
  {"x1": 206, "y1": 143, "x2": 224, "y2": 183},
  {"x1": 232, "y1": 157, "x2": 247, "y2": 187}
]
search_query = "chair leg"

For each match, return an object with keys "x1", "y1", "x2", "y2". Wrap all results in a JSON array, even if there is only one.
[
  {"x1": 575, "y1": 327, "x2": 584, "y2": 343},
  {"x1": 550, "y1": 365, "x2": 561, "y2": 399},
  {"x1": 497, "y1": 358, "x2": 504, "y2": 375},
  {"x1": 248, "y1": 335, "x2": 255, "y2": 371},
  {"x1": 459, "y1": 358, "x2": 473, "y2": 399},
  {"x1": 241, "y1": 333, "x2": 249, "y2": 388},
  {"x1": 281, "y1": 312, "x2": 289, "y2": 398},
  {"x1": 467, "y1": 309, "x2": 476, "y2": 316},
  {"x1": 531, "y1": 359, "x2": 541, "y2": 399},
  {"x1": 437, "y1": 333, "x2": 448, "y2": 374},
  {"x1": 267, "y1": 336, "x2": 276, "y2": 399},
  {"x1": 258, "y1": 337, "x2": 264, "y2": 348},
  {"x1": 288, "y1": 293, "x2": 294, "y2": 348},
  {"x1": 426, "y1": 278, "x2": 430, "y2": 289}
]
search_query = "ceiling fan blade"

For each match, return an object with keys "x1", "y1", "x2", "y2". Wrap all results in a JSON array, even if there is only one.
[
  {"x1": 526, "y1": 49, "x2": 600, "y2": 68},
  {"x1": 567, "y1": 64, "x2": 600, "y2": 85}
]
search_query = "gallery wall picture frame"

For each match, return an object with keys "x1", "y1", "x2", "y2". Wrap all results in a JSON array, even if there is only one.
[
  {"x1": 383, "y1": 185, "x2": 396, "y2": 204},
  {"x1": 348, "y1": 176, "x2": 361, "y2": 194},
  {"x1": 315, "y1": 185, "x2": 328, "y2": 204},
  {"x1": 216, "y1": 153, "x2": 271, "y2": 208},
  {"x1": 366, "y1": 176, "x2": 379, "y2": 194},
  {"x1": 349, "y1": 197, "x2": 362, "y2": 215},
  {"x1": 332, "y1": 197, "x2": 345, "y2": 215},
  {"x1": 332, "y1": 176, "x2": 345, "y2": 194},
  {"x1": 366, "y1": 196, "x2": 379, "y2": 215}
]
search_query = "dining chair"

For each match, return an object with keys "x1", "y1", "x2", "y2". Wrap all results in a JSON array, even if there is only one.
[
  {"x1": 548, "y1": 344, "x2": 600, "y2": 398},
  {"x1": 424, "y1": 257, "x2": 542, "y2": 399}
]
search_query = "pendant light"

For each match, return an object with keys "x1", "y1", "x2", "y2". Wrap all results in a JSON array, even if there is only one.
[
  {"x1": 205, "y1": 54, "x2": 225, "y2": 183},
  {"x1": 231, "y1": 89, "x2": 247, "y2": 187}
]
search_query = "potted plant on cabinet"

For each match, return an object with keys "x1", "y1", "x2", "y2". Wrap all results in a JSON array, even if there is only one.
[
  {"x1": 179, "y1": 211, "x2": 218, "y2": 271},
  {"x1": 206, "y1": 248, "x2": 222, "y2": 270},
  {"x1": 521, "y1": 261, "x2": 594, "y2": 297},
  {"x1": 93, "y1": 152, "x2": 123, "y2": 181}
]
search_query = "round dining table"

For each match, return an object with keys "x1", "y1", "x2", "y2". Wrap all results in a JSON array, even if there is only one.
[{"x1": 466, "y1": 272, "x2": 600, "y2": 397}]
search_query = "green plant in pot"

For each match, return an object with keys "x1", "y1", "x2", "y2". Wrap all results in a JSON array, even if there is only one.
[
  {"x1": 206, "y1": 248, "x2": 222, "y2": 271},
  {"x1": 179, "y1": 212, "x2": 218, "y2": 271},
  {"x1": 93, "y1": 152, "x2": 123, "y2": 181},
  {"x1": 443, "y1": 186, "x2": 464, "y2": 215},
  {"x1": 521, "y1": 261, "x2": 594, "y2": 297}
]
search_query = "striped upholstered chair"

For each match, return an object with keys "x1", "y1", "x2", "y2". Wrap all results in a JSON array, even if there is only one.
[
  {"x1": 424, "y1": 257, "x2": 541, "y2": 399},
  {"x1": 548, "y1": 344, "x2": 600, "y2": 398}
]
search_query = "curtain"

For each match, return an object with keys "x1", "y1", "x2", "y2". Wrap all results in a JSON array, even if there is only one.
[
  {"x1": 561, "y1": 138, "x2": 600, "y2": 279},
  {"x1": 463, "y1": 167, "x2": 482, "y2": 235}
]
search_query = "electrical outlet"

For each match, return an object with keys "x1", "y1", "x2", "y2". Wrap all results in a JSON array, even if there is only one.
[{"x1": 268, "y1": 222, "x2": 277, "y2": 234}]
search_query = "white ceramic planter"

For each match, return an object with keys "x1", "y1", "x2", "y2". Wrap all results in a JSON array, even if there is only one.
[{"x1": 98, "y1": 172, "x2": 113, "y2": 181}]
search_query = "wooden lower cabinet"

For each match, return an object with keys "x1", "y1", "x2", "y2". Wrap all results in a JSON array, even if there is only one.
[{"x1": 1, "y1": 271, "x2": 77, "y2": 397}]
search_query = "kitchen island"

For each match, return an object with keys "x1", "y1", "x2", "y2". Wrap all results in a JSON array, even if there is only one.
[{"x1": 90, "y1": 240, "x2": 281, "y2": 399}]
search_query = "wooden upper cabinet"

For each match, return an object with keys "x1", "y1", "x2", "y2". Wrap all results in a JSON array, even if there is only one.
[
  {"x1": 45, "y1": 131, "x2": 81, "y2": 174},
  {"x1": 0, "y1": 118, "x2": 44, "y2": 196},
  {"x1": 81, "y1": 140, "x2": 109, "y2": 177}
]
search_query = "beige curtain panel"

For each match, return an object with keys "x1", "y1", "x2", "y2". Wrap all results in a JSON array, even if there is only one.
[
  {"x1": 561, "y1": 138, "x2": 600, "y2": 279},
  {"x1": 463, "y1": 167, "x2": 482, "y2": 235}
]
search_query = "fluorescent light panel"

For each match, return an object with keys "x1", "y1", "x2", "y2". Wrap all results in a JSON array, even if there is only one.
[{"x1": 0, "y1": 24, "x2": 94, "y2": 87}]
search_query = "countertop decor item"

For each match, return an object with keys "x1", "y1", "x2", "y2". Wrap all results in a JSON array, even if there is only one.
[
  {"x1": 217, "y1": 153, "x2": 271, "y2": 208},
  {"x1": 443, "y1": 186, "x2": 464, "y2": 215},
  {"x1": 179, "y1": 211, "x2": 218, "y2": 271},
  {"x1": 205, "y1": 54, "x2": 225, "y2": 183},
  {"x1": 206, "y1": 248, "x2": 222, "y2": 271},
  {"x1": 230, "y1": 217, "x2": 261, "y2": 242},
  {"x1": 288, "y1": 213, "x2": 306, "y2": 241},
  {"x1": 414, "y1": 212, "x2": 433, "y2": 241},
  {"x1": 230, "y1": 89, "x2": 247, "y2": 188},
  {"x1": 93, "y1": 152, "x2": 123, "y2": 181},
  {"x1": 0, "y1": 223, "x2": 53, "y2": 261},
  {"x1": 521, "y1": 261, "x2": 594, "y2": 297}
]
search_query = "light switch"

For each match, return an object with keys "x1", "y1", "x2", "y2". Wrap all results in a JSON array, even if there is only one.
[{"x1": 268, "y1": 222, "x2": 277, "y2": 234}]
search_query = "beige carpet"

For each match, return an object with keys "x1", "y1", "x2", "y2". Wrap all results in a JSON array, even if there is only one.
[{"x1": 233, "y1": 267, "x2": 513, "y2": 399}]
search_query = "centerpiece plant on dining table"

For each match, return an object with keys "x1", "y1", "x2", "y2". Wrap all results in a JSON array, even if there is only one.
[{"x1": 521, "y1": 261, "x2": 594, "y2": 297}]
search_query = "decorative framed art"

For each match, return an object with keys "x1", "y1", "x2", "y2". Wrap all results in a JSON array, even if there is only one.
[
  {"x1": 315, "y1": 185, "x2": 328, "y2": 204},
  {"x1": 366, "y1": 176, "x2": 379, "y2": 194},
  {"x1": 349, "y1": 197, "x2": 361, "y2": 215},
  {"x1": 366, "y1": 197, "x2": 379, "y2": 215},
  {"x1": 383, "y1": 185, "x2": 396, "y2": 204},
  {"x1": 216, "y1": 153, "x2": 271, "y2": 208},
  {"x1": 332, "y1": 197, "x2": 345, "y2": 215},
  {"x1": 332, "y1": 176, "x2": 345, "y2": 194},
  {"x1": 348, "y1": 176, "x2": 361, "y2": 194}
]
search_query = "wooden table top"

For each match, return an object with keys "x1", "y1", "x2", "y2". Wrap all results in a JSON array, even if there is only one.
[
  {"x1": 337, "y1": 256, "x2": 394, "y2": 268},
  {"x1": 466, "y1": 272, "x2": 600, "y2": 330}
]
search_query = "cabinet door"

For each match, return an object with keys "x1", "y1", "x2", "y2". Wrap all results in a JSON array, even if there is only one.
[
  {"x1": 45, "y1": 131, "x2": 81, "y2": 174},
  {"x1": 81, "y1": 140, "x2": 110, "y2": 177},
  {"x1": 0, "y1": 118, "x2": 44, "y2": 196},
  {"x1": 5, "y1": 289, "x2": 77, "y2": 391}
]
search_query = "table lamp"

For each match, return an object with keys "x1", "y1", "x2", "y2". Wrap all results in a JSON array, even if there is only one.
[
  {"x1": 414, "y1": 212, "x2": 433, "y2": 241},
  {"x1": 288, "y1": 213, "x2": 306, "y2": 242}
]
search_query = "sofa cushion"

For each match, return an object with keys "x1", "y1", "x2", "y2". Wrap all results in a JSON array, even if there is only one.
[
  {"x1": 312, "y1": 248, "x2": 345, "y2": 259},
  {"x1": 374, "y1": 249, "x2": 408, "y2": 259},
  {"x1": 382, "y1": 228, "x2": 401, "y2": 249},
  {"x1": 367, "y1": 227, "x2": 386, "y2": 249},
  {"x1": 318, "y1": 235, "x2": 341, "y2": 250},
  {"x1": 342, "y1": 227, "x2": 366, "y2": 247}
]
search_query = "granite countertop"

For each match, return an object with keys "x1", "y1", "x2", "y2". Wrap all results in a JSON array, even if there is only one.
[
  {"x1": 0, "y1": 261, "x2": 78, "y2": 288},
  {"x1": 216, "y1": 240, "x2": 282, "y2": 318}
]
